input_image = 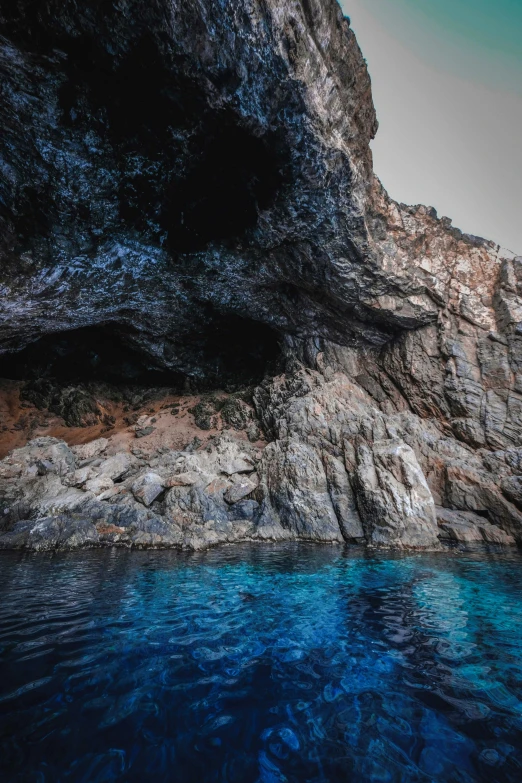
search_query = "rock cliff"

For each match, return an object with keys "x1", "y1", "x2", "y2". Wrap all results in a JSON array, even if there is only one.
[{"x1": 0, "y1": 0, "x2": 521, "y2": 550}]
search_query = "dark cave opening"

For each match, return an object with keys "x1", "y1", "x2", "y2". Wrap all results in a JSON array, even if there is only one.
[
  {"x1": 2, "y1": 16, "x2": 289, "y2": 256},
  {"x1": 50, "y1": 28, "x2": 286, "y2": 253},
  {"x1": 0, "y1": 326, "x2": 178, "y2": 387},
  {"x1": 158, "y1": 125, "x2": 284, "y2": 253},
  {"x1": 0, "y1": 316, "x2": 282, "y2": 392},
  {"x1": 191, "y1": 314, "x2": 283, "y2": 387},
  {"x1": 55, "y1": 31, "x2": 286, "y2": 253}
]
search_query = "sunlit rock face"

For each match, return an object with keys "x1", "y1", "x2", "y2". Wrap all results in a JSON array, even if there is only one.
[{"x1": 1, "y1": 0, "x2": 522, "y2": 550}]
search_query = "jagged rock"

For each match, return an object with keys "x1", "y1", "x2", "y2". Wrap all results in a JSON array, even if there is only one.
[
  {"x1": 216, "y1": 443, "x2": 255, "y2": 476},
  {"x1": 262, "y1": 440, "x2": 344, "y2": 542},
  {"x1": 131, "y1": 472, "x2": 165, "y2": 507},
  {"x1": 323, "y1": 453, "x2": 364, "y2": 541},
  {"x1": 96, "y1": 452, "x2": 138, "y2": 480},
  {"x1": 436, "y1": 507, "x2": 516, "y2": 546},
  {"x1": 0, "y1": 515, "x2": 100, "y2": 550},
  {"x1": 70, "y1": 466, "x2": 92, "y2": 487},
  {"x1": 354, "y1": 439, "x2": 439, "y2": 549},
  {"x1": 480, "y1": 525, "x2": 516, "y2": 546},
  {"x1": 71, "y1": 438, "x2": 109, "y2": 461},
  {"x1": 224, "y1": 475, "x2": 258, "y2": 505},
  {"x1": 220, "y1": 398, "x2": 253, "y2": 430},
  {"x1": 135, "y1": 426, "x2": 155, "y2": 439},
  {"x1": 84, "y1": 474, "x2": 114, "y2": 496},
  {"x1": 0, "y1": 437, "x2": 75, "y2": 479},
  {"x1": 0, "y1": 0, "x2": 508, "y2": 377},
  {"x1": 501, "y1": 475, "x2": 522, "y2": 509},
  {"x1": 165, "y1": 472, "x2": 200, "y2": 488}
]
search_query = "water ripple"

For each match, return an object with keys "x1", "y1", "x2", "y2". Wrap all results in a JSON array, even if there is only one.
[{"x1": 0, "y1": 545, "x2": 522, "y2": 782}]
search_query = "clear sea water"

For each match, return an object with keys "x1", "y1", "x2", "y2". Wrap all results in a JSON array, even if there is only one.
[{"x1": 1, "y1": 544, "x2": 522, "y2": 783}]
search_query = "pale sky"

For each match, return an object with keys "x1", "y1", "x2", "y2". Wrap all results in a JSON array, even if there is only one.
[{"x1": 341, "y1": 0, "x2": 522, "y2": 254}]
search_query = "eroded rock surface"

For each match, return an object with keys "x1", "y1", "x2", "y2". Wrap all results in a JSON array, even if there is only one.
[
  {"x1": 0, "y1": 0, "x2": 521, "y2": 550},
  {"x1": 354, "y1": 439, "x2": 439, "y2": 549}
]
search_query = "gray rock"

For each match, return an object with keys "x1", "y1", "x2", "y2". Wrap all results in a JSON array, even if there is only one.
[
  {"x1": 96, "y1": 453, "x2": 138, "y2": 481},
  {"x1": 166, "y1": 472, "x2": 201, "y2": 488},
  {"x1": 0, "y1": 1, "x2": 521, "y2": 554},
  {"x1": 70, "y1": 466, "x2": 92, "y2": 487},
  {"x1": 501, "y1": 475, "x2": 522, "y2": 509},
  {"x1": 436, "y1": 507, "x2": 516, "y2": 546},
  {"x1": 354, "y1": 439, "x2": 440, "y2": 549},
  {"x1": 262, "y1": 440, "x2": 344, "y2": 542},
  {"x1": 71, "y1": 439, "x2": 109, "y2": 461},
  {"x1": 84, "y1": 475, "x2": 114, "y2": 496},
  {"x1": 131, "y1": 473, "x2": 165, "y2": 507},
  {"x1": 480, "y1": 524, "x2": 516, "y2": 545},
  {"x1": 0, "y1": 515, "x2": 99, "y2": 551},
  {"x1": 224, "y1": 475, "x2": 258, "y2": 505},
  {"x1": 136, "y1": 427, "x2": 155, "y2": 439},
  {"x1": 0, "y1": 438, "x2": 75, "y2": 479},
  {"x1": 323, "y1": 453, "x2": 364, "y2": 541}
]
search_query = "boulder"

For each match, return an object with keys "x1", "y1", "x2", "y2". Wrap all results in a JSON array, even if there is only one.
[
  {"x1": 1, "y1": 438, "x2": 75, "y2": 479},
  {"x1": 224, "y1": 475, "x2": 258, "y2": 505},
  {"x1": 71, "y1": 439, "x2": 109, "y2": 461},
  {"x1": 84, "y1": 475, "x2": 114, "y2": 496},
  {"x1": 131, "y1": 473, "x2": 165, "y2": 507},
  {"x1": 165, "y1": 471, "x2": 201, "y2": 488},
  {"x1": 96, "y1": 453, "x2": 138, "y2": 481}
]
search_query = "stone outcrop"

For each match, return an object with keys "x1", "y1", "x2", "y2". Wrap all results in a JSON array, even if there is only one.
[
  {"x1": 0, "y1": 0, "x2": 521, "y2": 550},
  {"x1": 354, "y1": 439, "x2": 439, "y2": 549}
]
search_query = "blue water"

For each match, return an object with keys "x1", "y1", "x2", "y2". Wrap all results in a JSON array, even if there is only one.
[{"x1": 1, "y1": 545, "x2": 522, "y2": 783}]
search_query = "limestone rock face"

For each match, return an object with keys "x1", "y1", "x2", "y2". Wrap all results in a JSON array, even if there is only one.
[
  {"x1": 262, "y1": 439, "x2": 345, "y2": 542},
  {"x1": 354, "y1": 439, "x2": 439, "y2": 549},
  {"x1": 0, "y1": 0, "x2": 506, "y2": 369},
  {"x1": 0, "y1": 0, "x2": 521, "y2": 550}
]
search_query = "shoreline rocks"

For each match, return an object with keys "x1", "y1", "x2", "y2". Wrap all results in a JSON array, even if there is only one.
[{"x1": 1, "y1": 361, "x2": 520, "y2": 552}]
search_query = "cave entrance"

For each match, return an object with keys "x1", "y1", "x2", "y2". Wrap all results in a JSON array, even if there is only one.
[
  {"x1": 160, "y1": 125, "x2": 284, "y2": 253},
  {"x1": 0, "y1": 316, "x2": 282, "y2": 391},
  {"x1": 188, "y1": 313, "x2": 283, "y2": 389},
  {"x1": 0, "y1": 326, "x2": 181, "y2": 388}
]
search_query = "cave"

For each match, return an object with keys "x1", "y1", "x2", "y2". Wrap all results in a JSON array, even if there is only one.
[
  {"x1": 159, "y1": 123, "x2": 285, "y2": 253},
  {"x1": 0, "y1": 316, "x2": 282, "y2": 392},
  {"x1": 0, "y1": 325, "x2": 180, "y2": 387},
  {"x1": 190, "y1": 313, "x2": 283, "y2": 388},
  {"x1": 52, "y1": 25, "x2": 286, "y2": 254},
  {"x1": 1, "y1": 15, "x2": 287, "y2": 257},
  {"x1": 118, "y1": 119, "x2": 285, "y2": 254}
]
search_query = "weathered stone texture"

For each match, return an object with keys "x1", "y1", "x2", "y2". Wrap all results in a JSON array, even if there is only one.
[{"x1": 0, "y1": 0, "x2": 521, "y2": 550}]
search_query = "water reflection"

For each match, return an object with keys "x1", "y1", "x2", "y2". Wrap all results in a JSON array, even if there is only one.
[{"x1": 0, "y1": 544, "x2": 521, "y2": 782}]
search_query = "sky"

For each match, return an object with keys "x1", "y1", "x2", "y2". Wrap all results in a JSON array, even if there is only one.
[{"x1": 340, "y1": 0, "x2": 522, "y2": 254}]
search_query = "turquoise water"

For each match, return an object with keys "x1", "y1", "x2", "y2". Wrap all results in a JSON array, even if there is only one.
[{"x1": 1, "y1": 545, "x2": 522, "y2": 782}]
